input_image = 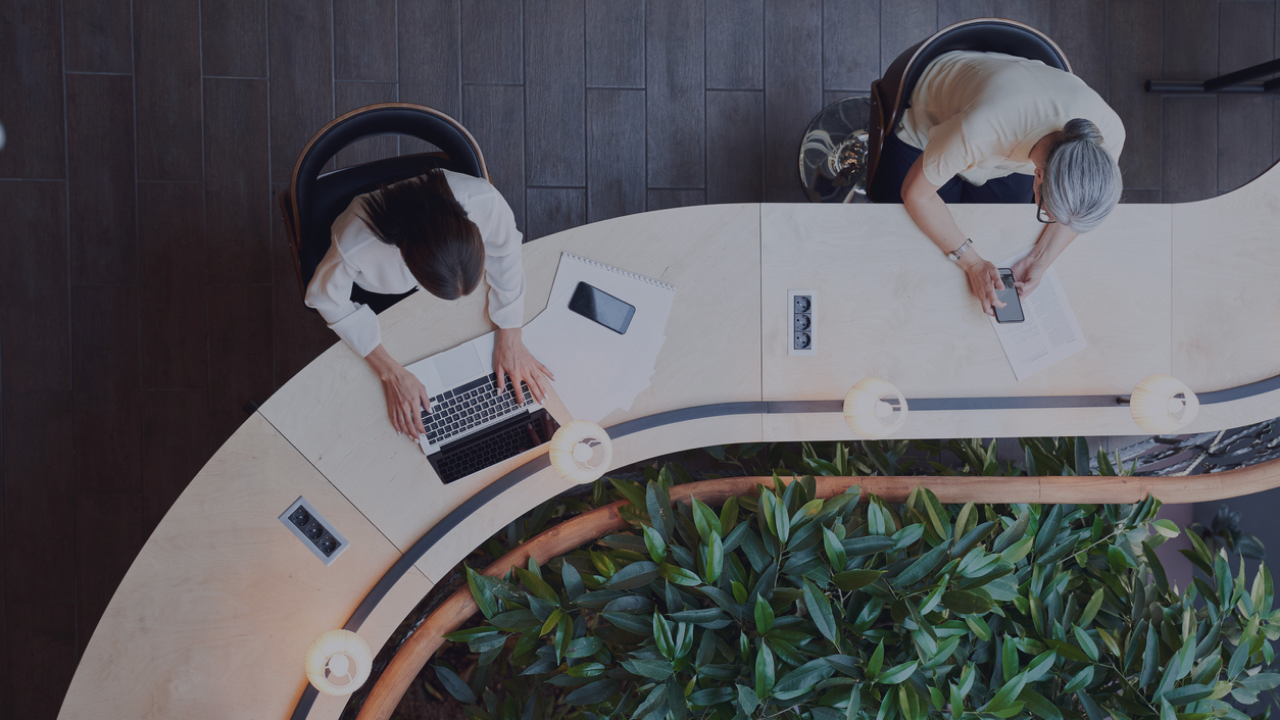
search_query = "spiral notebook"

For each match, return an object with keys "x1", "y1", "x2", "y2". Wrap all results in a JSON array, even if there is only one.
[{"x1": 522, "y1": 254, "x2": 676, "y2": 423}]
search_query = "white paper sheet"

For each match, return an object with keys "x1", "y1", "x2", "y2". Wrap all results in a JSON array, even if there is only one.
[
  {"x1": 522, "y1": 255, "x2": 676, "y2": 422},
  {"x1": 989, "y1": 251, "x2": 1088, "y2": 381}
]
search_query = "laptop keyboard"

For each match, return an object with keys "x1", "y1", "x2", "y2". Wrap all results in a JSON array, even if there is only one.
[
  {"x1": 431, "y1": 410, "x2": 557, "y2": 484},
  {"x1": 421, "y1": 372, "x2": 534, "y2": 446}
]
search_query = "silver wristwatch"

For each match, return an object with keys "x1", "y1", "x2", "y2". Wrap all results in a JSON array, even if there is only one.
[{"x1": 947, "y1": 238, "x2": 973, "y2": 263}]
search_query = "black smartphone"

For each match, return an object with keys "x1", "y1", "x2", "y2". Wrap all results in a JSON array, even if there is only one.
[
  {"x1": 568, "y1": 282, "x2": 636, "y2": 334},
  {"x1": 993, "y1": 268, "x2": 1025, "y2": 323}
]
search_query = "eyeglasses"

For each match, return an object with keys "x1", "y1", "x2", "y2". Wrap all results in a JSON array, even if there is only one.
[{"x1": 1036, "y1": 197, "x2": 1056, "y2": 224}]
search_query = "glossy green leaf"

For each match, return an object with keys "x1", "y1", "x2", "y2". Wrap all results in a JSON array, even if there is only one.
[
  {"x1": 1063, "y1": 666, "x2": 1094, "y2": 693},
  {"x1": 774, "y1": 658, "x2": 836, "y2": 700},
  {"x1": 755, "y1": 641, "x2": 776, "y2": 698},
  {"x1": 804, "y1": 578, "x2": 839, "y2": 643},
  {"x1": 825, "y1": 526, "x2": 849, "y2": 571},
  {"x1": 1073, "y1": 626, "x2": 1099, "y2": 662},
  {"x1": 878, "y1": 660, "x2": 918, "y2": 685},
  {"x1": 754, "y1": 595, "x2": 775, "y2": 634},
  {"x1": 643, "y1": 526, "x2": 667, "y2": 563},
  {"x1": 692, "y1": 497, "x2": 722, "y2": 542},
  {"x1": 834, "y1": 569, "x2": 884, "y2": 592},
  {"x1": 621, "y1": 658, "x2": 674, "y2": 680},
  {"x1": 1078, "y1": 587, "x2": 1105, "y2": 627},
  {"x1": 943, "y1": 590, "x2": 993, "y2": 615},
  {"x1": 467, "y1": 566, "x2": 499, "y2": 619},
  {"x1": 564, "y1": 679, "x2": 619, "y2": 705},
  {"x1": 607, "y1": 560, "x2": 660, "y2": 590},
  {"x1": 868, "y1": 641, "x2": 885, "y2": 678},
  {"x1": 434, "y1": 665, "x2": 477, "y2": 704}
]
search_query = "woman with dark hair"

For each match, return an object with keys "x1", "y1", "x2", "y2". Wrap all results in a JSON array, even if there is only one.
[
  {"x1": 868, "y1": 50, "x2": 1125, "y2": 316},
  {"x1": 306, "y1": 169, "x2": 551, "y2": 438}
]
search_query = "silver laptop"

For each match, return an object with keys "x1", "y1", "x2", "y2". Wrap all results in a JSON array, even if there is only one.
[{"x1": 405, "y1": 333, "x2": 559, "y2": 483}]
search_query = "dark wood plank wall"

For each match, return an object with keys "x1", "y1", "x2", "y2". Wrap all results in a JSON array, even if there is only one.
[{"x1": 1, "y1": 1, "x2": 1277, "y2": 715}]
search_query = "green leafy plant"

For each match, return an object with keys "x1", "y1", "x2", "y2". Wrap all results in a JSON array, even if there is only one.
[{"x1": 439, "y1": 467, "x2": 1278, "y2": 720}]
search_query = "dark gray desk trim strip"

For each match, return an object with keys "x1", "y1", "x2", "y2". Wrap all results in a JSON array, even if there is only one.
[{"x1": 292, "y1": 374, "x2": 1280, "y2": 719}]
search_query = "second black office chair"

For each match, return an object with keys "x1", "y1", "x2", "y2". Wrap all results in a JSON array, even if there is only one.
[
  {"x1": 278, "y1": 103, "x2": 490, "y2": 314},
  {"x1": 865, "y1": 18, "x2": 1072, "y2": 195}
]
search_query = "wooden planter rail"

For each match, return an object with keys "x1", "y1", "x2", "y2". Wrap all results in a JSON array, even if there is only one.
[{"x1": 354, "y1": 465, "x2": 1280, "y2": 720}]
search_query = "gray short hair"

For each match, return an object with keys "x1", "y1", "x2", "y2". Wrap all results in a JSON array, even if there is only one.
[{"x1": 1041, "y1": 118, "x2": 1122, "y2": 233}]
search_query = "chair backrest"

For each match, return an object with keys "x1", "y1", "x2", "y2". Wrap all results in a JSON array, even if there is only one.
[
  {"x1": 867, "y1": 19, "x2": 1071, "y2": 187},
  {"x1": 279, "y1": 103, "x2": 489, "y2": 302}
]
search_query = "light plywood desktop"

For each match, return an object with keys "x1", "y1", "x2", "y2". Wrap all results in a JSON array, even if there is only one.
[{"x1": 58, "y1": 161, "x2": 1280, "y2": 720}]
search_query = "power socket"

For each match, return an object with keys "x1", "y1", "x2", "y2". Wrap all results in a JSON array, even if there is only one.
[
  {"x1": 788, "y1": 290, "x2": 816, "y2": 356},
  {"x1": 280, "y1": 497, "x2": 349, "y2": 566}
]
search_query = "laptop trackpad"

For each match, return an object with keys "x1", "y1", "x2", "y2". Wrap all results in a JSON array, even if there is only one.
[{"x1": 435, "y1": 344, "x2": 485, "y2": 389}]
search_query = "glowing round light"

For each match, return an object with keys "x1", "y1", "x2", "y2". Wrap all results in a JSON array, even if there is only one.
[
  {"x1": 844, "y1": 378, "x2": 909, "y2": 439},
  {"x1": 304, "y1": 629, "x2": 372, "y2": 696},
  {"x1": 1129, "y1": 374, "x2": 1199, "y2": 433},
  {"x1": 549, "y1": 419, "x2": 613, "y2": 484}
]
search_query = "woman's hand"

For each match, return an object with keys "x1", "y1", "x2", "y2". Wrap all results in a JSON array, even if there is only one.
[
  {"x1": 494, "y1": 327, "x2": 554, "y2": 404},
  {"x1": 958, "y1": 253, "x2": 1007, "y2": 317},
  {"x1": 365, "y1": 345, "x2": 431, "y2": 438},
  {"x1": 1011, "y1": 251, "x2": 1045, "y2": 298}
]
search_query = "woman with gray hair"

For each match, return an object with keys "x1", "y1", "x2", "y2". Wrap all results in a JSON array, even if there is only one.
[{"x1": 868, "y1": 50, "x2": 1125, "y2": 316}]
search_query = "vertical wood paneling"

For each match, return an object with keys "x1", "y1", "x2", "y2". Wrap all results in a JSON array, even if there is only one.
[
  {"x1": 399, "y1": 0, "x2": 461, "y2": 147},
  {"x1": 586, "y1": 88, "x2": 646, "y2": 222},
  {"x1": 334, "y1": 0, "x2": 398, "y2": 82},
  {"x1": 1218, "y1": 3, "x2": 1276, "y2": 194},
  {"x1": 648, "y1": 189, "x2": 707, "y2": 210},
  {"x1": 72, "y1": 285, "x2": 142, "y2": 494},
  {"x1": 707, "y1": 0, "x2": 763, "y2": 89},
  {"x1": 334, "y1": 82, "x2": 400, "y2": 169},
  {"x1": 269, "y1": 0, "x2": 334, "y2": 184},
  {"x1": 994, "y1": 0, "x2": 1050, "y2": 33},
  {"x1": 937, "y1": 0, "x2": 993, "y2": 30},
  {"x1": 586, "y1": 0, "x2": 645, "y2": 88},
  {"x1": 707, "y1": 90, "x2": 764, "y2": 204},
  {"x1": 0, "y1": 0, "x2": 65, "y2": 178},
  {"x1": 0, "y1": 182, "x2": 71, "y2": 393},
  {"x1": 1163, "y1": 97, "x2": 1218, "y2": 203},
  {"x1": 67, "y1": 73, "x2": 138, "y2": 285},
  {"x1": 464, "y1": 84, "x2": 526, "y2": 229},
  {"x1": 461, "y1": 0, "x2": 523, "y2": 84},
  {"x1": 526, "y1": 188, "x2": 587, "y2": 240},
  {"x1": 880, "y1": 0, "x2": 935, "y2": 75},
  {"x1": 823, "y1": 0, "x2": 880, "y2": 92},
  {"x1": 201, "y1": 0, "x2": 268, "y2": 77},
  {"x1": 1164, "y1": 0, "x2": 1218, "y2": 79},
  {"x1": 1050, "y1": 0, "x2": 1107, "y2": 97},
  {"x1": 6, "y1": 602, "x2": 77, "y2": 719},
  {"x1": 647, "y1": 0, "x2": 705, "y2": 188},
  {"x1": 4, "y1": 393, "x2": 75, "y2": 604},
  {"x1": 207, "y1": 285, "x2": 273, "y2": 451},
  {"x1": 271, "y1": 184, "x2": 335, "y2": 388},
  {"x1": 138, "y1": 182, "x2": 207, "y2": 388},
  {"x1": 526, "y1": 0, "x2": 586, "y2": 187},
  {"x1": 75, "y1": 492, "x2": 144, "y2": 650},
  {"x1": 64, "y1": 0, "x2": 133, "y2": 73},
  {"x1": 141, "y1": 389, "x2": 210, "y2": 535},
  {"x1": 204, "y1": 78, "x2": 271, "y2": 285},
  {"x1": 135, "y1": 0, "x2": 203, "y2": 181},
  {"x1": 765, "y1": 0, "x2": 822, "y2": 193},
  {"x1": 1108, "y1": 0, "x2": 1163, "y2": 189},
  {"x1": 1121, "y1": 188, "x2": 1162, "y2": 204}
]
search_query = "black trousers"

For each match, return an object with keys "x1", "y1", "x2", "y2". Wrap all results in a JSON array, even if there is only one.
[{"x1": 867, "y1": 131, "x2": 1035, "y2": 205}]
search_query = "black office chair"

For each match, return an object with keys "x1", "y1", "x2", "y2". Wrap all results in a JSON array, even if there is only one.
[
  {"x1": 279, "y1": 103, "x2": 490, "y2": 314},
  {"x1": 865, "y1": 18, "x2": 1072, "y2": 195}
]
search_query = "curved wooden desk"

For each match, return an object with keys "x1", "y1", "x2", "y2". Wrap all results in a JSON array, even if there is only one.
[{"x1": 59, "y1": 161, "x2": 1280, "y2": 720}]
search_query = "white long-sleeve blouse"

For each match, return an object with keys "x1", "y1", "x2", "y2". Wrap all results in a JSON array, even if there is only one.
[{"x1": 305, "y1": 170, "x2": 526, "y2": 357}]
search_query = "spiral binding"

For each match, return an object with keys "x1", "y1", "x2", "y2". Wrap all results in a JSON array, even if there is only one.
[{"x1": 562, "y1": 254, "x2": 676, "y2": 292}]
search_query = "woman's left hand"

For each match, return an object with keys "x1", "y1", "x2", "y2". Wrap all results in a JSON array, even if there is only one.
[
  {"x1": 493, "y1": 327, "x2": 554, "y2": 404},
  {"x1": 1011, "y1": 253, "x2": 1046, "y2": 298}
]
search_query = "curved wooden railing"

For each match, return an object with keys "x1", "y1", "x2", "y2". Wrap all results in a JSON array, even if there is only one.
[{"x1": 352, "y1": 461, "x2": 1280, "y2": 720}]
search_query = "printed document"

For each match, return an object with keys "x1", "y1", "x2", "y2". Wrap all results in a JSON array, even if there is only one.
[{"x1": 990, "y1": 251, "x2": 1088, "y2": 381}]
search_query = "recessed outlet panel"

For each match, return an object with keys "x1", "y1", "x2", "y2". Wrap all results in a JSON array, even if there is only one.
[
  {"x1": 280, "y1": 497, "x2": 349, "y2": 566},
  {"x1": 788, "y1": 290, "x2": 816, "y2": 356}
]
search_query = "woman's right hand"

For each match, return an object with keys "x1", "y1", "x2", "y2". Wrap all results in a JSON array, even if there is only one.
[
  {"x1": 958, "y1": 253, "x2": 1007, "y2": 317},
  {"x1": 365, "y1": 345, "x2": 431, "y2": 438}
]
